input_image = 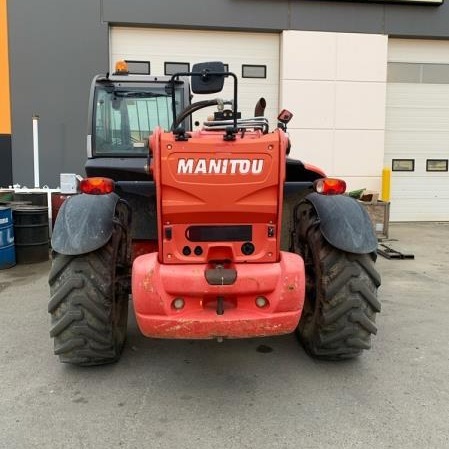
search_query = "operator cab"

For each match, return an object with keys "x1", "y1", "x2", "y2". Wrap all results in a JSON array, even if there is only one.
[{"x1": 85, "y1": 61, "x2": 191, "y2": 180}]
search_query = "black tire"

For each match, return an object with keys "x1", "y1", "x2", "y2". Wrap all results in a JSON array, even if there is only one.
[
  {"x1": 48, "y1": 202, "x2": 131, "y2": 366},
  {"x1": 294, "y1": 201, "x2": 381, "y2": 360}
]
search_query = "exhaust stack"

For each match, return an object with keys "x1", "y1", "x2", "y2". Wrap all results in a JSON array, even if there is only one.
[{"x1": 254, "y1": 97, "x2": 266, "y2": 117}]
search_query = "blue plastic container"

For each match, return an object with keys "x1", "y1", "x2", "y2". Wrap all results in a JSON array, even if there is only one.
[{"x1": 0, "y1": 206, "x2": 16, "y2": 269}]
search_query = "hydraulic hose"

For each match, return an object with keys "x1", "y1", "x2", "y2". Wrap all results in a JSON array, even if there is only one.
[{"x1": 172, "y1": 99, "x2": 232, "y2": 130}]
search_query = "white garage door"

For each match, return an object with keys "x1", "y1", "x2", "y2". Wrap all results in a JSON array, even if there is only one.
[
  {"x1": 110, "y1": 27, "x2": 280, "y2": 130},
  {"x1": 386, "y1": 39, "x2": 449, "y2": 221}
]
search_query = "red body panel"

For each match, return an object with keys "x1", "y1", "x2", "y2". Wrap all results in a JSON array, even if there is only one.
[
  {"x1": 131, "y1": 126, "x2": 305, "y2": 339},
  {"x1": 151, "y1": 128, "x2": 287, "y2": 265},
  {"x1": 132, "y1": 251, "x2": 305, "y2": 338}
]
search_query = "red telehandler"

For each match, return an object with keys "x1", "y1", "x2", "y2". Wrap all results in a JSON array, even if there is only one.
[{"x1": 49, "y1": 62, "x2": 380, "y2": 365}]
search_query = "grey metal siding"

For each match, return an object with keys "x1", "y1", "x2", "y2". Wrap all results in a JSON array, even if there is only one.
[
  {"x1": 0, "y1": 135, "x2": 12, "y2": 186},
  {"x1": 104, "y1": 0, "x2": 449, "y2": 37},
  {"x1": 290, "y1": 1, "x2": 386, "y2": 34},
  {"x1": 8, "y1": 0, "x2": 449, "y2": 186},
  {"x1": 102, "y1": 0, "x2": 290, "y2": 31},
  {"x1": 385, "y1": 4, "x2": 449, "y2": 37},
  {"x1": 8, "y1": 0, "x2": 108, "y2": 187}
]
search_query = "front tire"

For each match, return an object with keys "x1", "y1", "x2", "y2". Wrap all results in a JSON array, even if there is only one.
[
  {"x1": 294, "y1": 201, "x2": 381, "y2": 360},
  {"x1": 48, "y1": 202, "x2": 131, "y2": 366}
]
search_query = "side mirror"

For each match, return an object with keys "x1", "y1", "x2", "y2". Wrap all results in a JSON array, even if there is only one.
[{"x1": 191, "y1": 62, "x2": 225, "y2": 94}]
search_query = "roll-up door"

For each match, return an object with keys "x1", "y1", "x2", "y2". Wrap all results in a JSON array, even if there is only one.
[{"x1": 386, "y1": 39, "x2": 449, "y2": 221}]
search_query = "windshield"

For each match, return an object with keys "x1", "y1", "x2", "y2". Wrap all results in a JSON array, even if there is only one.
[{"x1": 93, "y1": 85, "x2": 184, "y2": 155}]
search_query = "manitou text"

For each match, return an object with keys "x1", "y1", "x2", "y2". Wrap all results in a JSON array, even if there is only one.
[{"x1": 177, "y1": 158, "x2": 265, "y2": 175}]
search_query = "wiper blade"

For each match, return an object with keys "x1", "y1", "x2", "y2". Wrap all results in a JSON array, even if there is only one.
[{"x1": 114, "y1": 91, "x2": 168, "y2": 98}]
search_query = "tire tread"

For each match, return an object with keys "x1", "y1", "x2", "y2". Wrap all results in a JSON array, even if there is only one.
[
  {"x1": 295, "y1": 202, "x2": 381, "y2": 360},
  {"x1": 48, "y1": 215, "x2": 129, "y2": 366}
]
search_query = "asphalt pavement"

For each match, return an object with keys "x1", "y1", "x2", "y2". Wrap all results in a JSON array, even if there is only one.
[{"x1": 0, "y1": 222, "x2": 448, "y2": 449}]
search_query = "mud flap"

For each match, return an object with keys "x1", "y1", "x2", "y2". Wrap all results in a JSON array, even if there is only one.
[
  {"x1": 303, "y1": 192, "x2": 377, "y2": 254},
  {"x1": 51, "y1": 193, "x2": 120, "y2": 255}
]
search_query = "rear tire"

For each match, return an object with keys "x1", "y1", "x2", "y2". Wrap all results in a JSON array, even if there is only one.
[
  {"x1": 294, "y1": 201, "x2": 381, "y2": 360},
  {"x1": 48, "y1": 202, "x2": 131, "y2": 366}
]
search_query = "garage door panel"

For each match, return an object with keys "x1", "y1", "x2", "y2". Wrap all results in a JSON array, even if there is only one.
[
  {"x1": 390, "y1": 198, "x2": 449, "y2": 221},
  {"x1": 386, "y1": 108, "x2": 449, "y2": 131},
  {"x1": 385, "y1": 131, "x2": 449, "y2": 154},
  {"x1": 387, "y1": 39, "x2": 449, "y2": 221},
  {"x1": 112, "y1": 28, "x2": 278, "y2": 60},
  {"x1": 387, "y1": 84, "x2": 449, "y2": 108},
  {"x1": 392, "y1": 176, "x2": 449, "y2": 198}
]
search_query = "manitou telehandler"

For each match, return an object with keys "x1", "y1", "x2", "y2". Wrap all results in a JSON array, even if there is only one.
[{"x1": 48, "y1": 62, "x2": 381, "y2": 366}]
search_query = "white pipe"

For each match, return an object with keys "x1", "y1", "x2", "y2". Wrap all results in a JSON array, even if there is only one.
[{"x1": 32, "y1": 114, "x2": 40, "y2": 188}]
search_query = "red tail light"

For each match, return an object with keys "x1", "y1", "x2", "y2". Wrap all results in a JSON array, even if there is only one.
[
  {"x1": 313, "y1": 178, "x2": 346, "y2": 195},
  {"x1": 80, "y1": 177, "x2": 115, "y2": 195}
]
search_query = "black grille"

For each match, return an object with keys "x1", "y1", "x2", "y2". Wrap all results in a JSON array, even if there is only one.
[{"x1": 186, "y1": 225, "x2": 252, "y2": 242}]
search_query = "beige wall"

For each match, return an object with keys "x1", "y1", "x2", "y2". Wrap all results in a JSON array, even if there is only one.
[{"x1": 280, "y1": 31, "x2": 388, "y2": 192}]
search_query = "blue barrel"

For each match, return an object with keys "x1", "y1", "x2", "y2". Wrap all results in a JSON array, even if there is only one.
[{"x1": 0, "y1": 206, "x2": 16, "y2": 269}]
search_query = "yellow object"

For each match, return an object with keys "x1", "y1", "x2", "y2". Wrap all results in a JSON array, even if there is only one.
[
  {"x1": 381, "y1": 167, "x2": 391, "y2": 202},
  {"x1": 0, "y1": 0, "x2": 11, "y2": 134}
]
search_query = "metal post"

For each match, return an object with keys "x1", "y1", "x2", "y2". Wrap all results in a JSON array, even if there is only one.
[{"x1": 32, "y1": 114, "x2": 40, "y2": 188}]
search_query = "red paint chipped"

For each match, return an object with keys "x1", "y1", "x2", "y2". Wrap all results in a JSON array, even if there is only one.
[{"x1": 132, "y1": 251, "x2": 305, "y2": 339}]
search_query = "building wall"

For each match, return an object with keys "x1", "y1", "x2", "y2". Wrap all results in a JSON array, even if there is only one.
[
  {"x1": 103, "y1": 0, "x2": 449, "y2": 37},
  {"x1": 7, "y1": 0, "x2": 449, "y2": 186},
  {"x1": 281, "y1": 31, "x2": 387, "y2": 192},
  {"x1": 7, "y1": 0, "x2": 108, "y2": 187}
]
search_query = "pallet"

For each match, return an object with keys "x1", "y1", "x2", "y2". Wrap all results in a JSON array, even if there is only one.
[{"x1": 377, "y1": 243, "x2": 414, "y2": 260}]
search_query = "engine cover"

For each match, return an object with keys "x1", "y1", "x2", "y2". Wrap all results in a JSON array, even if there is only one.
[{"x1": 150, "y1": 128, "x2": 288, "y2": 264}]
